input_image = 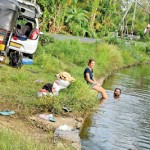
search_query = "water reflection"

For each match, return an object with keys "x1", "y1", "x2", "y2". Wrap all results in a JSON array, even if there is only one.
[{"x1": 81, "y1": 65, "x2": 150, "y2": 150}]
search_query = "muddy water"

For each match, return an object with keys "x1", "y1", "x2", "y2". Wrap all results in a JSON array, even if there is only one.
[{"x1": 81, "y1": 65, "x2": 150, "y2": 150}]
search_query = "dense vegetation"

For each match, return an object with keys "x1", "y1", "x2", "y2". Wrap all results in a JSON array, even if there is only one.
[
  {"x1": 0, "y1": 38, "x2": 150, "y2": 116},
  {"x1": 0, "y1": 128, "x2": 73, "y2": 150},
  {"x1": 37, "y1": 0, "x2": 150, "y2": 38},
  {"x1": 0, "y1": 38, "x2": 150, "y2": 149},
  {"x1": 0, "y1": 1, "x2": 150, "y2": 149}
]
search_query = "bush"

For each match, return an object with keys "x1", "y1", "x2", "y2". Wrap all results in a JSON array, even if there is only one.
[
  {"x1": 39, "y1": 34, "x2": 55, "y2": 46},
  {"x1": 0, "y1": 37, "x2": 150, "y2": 115}
]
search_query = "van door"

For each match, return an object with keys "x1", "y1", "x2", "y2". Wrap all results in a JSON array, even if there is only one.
[{"x1": 17, "y1": 0, "x2": 42, "y2": 19}]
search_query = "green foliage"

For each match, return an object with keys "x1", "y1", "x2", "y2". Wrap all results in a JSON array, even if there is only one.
[
  {"x1": 145, "y1": 42, "x2": 150, "y2": 55},
  {"x1": 0, "y1": 38, "x2": 150, "y2": 116},
  {"x1": 104, "y1": 35, "x2": 121, "y2": 45},
  {"x1": 0, "y1": 128, "x2": 73, "y2": 150},
  {"x1": 0, "y1": 128, "x2": 51, "y2": 150},
  {"x1": 93, "y1": 43, "x2": 124, "y2": 77},
  {"x1": 39, "y1": 34, "x2": 55, "y2": 46},
  {"x1": 0, "y1": 76, "x2": 7, "y2": 83},
  {"x1": 121, "y1": 50, "x2": 135, "y2": 65},
  {"x1": 35, "y1": 39, "x2": 94, "y2": 68},
  {"x1": 32, "y1": 79, "x2": 97, "y2": 114},
  {"x1": 16, "y1": 18, "x2": 27, "y2": 26},
  {"x1": 37, "y1": 0, "x2": 149, "y2": 38},
  {"x1": 104, "y1": 35, "x2": 126, "y2": 50}
]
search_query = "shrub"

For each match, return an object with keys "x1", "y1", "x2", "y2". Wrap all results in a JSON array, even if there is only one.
[{"x1": 39, "y1": 34, "x2": 55, "y2": 46}]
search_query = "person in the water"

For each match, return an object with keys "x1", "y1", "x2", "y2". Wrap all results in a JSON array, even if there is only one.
[
  {"x1": 114, "y1": 88, "x2": 121, "y2": 98},
  {"x1": 84, "y1": 59, "x2": 108, "y2": 99}
]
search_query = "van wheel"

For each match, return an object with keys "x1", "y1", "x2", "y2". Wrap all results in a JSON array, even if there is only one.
[{"x1": 17, "y1": 52, "x2": 23, "y2": 69}]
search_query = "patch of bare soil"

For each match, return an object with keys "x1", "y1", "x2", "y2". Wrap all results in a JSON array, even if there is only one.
[
  {"x1": 29, "y1": 114, "x2": 83, "y2": 132},
  {"x1": 0, "y1": 112, "x2": 83, "y2": 150}
]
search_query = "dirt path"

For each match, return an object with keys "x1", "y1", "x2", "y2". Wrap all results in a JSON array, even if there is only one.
[{"x1": 0, "y1": 113, "x2": 82, "y2": 149}]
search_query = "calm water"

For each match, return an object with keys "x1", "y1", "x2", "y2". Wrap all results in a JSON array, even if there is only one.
[{"x1": 81, "y1": 65, "x2": 150, "y2": 150}]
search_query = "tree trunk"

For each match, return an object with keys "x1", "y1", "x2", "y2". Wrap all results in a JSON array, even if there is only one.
[{"x1": 90, "y1": 9, "x2": 97, "y2": 29}]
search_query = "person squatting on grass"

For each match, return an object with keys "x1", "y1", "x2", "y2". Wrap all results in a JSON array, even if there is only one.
[{"x1": 84, "y1": 59, "x2": 108, "y2": 99}]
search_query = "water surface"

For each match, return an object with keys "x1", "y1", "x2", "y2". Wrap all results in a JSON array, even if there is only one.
[{"x1": 81, "y1": 65, "x2": 150, "y2": 150}]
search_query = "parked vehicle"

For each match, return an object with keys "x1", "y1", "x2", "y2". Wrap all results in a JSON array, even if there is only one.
[
  {"x1": 0, "y1": 0, "x2": 19, "y2": 59},
  {"x1": 0, "y1": 0, "x2": 42, "y2": 66}
]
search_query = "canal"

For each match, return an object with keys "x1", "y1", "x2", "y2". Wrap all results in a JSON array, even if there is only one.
[{"x1": 81, "y1": 65, "x2": 150, "y2": 150}]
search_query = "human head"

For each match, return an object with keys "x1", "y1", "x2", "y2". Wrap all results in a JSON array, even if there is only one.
[
  {"x1": 16, "y1": 24, "x2": 21, "y2": 29},
  {"x1": 88, "y1": 59, "x2": 95, "y2": 69},
  {"x1": 114, "y1": 88, "x2": 121, "y2": 97},
  {"x1": 25, "y1": 22, "x2": 32, "y2": 30}
]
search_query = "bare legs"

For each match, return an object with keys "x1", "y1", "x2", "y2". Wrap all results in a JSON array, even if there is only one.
[
  {"x1": 99, "y1": 98, "x2": 107, "y2": 105},
  {"x1": 92, "y1": 85, "x2": 108, "y2": 99}
]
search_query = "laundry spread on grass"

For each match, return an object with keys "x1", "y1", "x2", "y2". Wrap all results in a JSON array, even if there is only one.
[
  {"x1": 56, "y1": 72, "x2": 75, "y2": 82},
  {"x1": 38, "y1": 71, "x2": 75, "y2": 97}
]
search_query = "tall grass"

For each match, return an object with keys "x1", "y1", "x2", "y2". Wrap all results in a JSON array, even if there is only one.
[
  {"x1": 0, "y1": 128, "x2": 50, "y2": 150},
  {"x1": 0, "y1": 38, "x2": 149, "y2": 115},
  {"x1": 0, "y1": 128, "x2": 73, "y2": 150},
  {"x1": 0, "y1": 37, "x2": 149, "y2": 150}
]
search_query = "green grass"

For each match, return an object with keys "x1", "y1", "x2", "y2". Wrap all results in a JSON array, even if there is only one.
[
  {"x1": 0, "y1": 128, "x2": 74, "y2": 150},
  {"x1": 0, "y1": 128, "x2": 49, "y2": 150},
  {"x1": 0, "y1": 36, "x2": 150, "y2": 150},
  {"x1": 0, "y1": 38, "x2": 150, "y2": 115}
]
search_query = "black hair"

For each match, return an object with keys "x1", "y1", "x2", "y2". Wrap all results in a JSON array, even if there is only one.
[
  {"x1": 25, "y1": 22, "x2": 33, "y2": 30},
  {"x1": 114, "y1": 88, "x2": 121, "y2": 93},
  {"x1": 88, "y1": 59, "x2": 95, "y2": 65},
  {"x1": 42, "y1": 83, "x2": 53, "y2": 92},
  {"x1": 114, "y1": 88, "x2": 121, "y2": 97}
]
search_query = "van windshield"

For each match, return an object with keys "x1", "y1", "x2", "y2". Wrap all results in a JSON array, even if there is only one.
[{"x1": 14, "y1": 17, "x2": 36, "y2": 38}]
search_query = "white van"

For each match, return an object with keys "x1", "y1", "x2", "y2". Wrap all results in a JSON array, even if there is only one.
[{"x1": 8, "y1": 0, "x2": 42, "y2": 59}]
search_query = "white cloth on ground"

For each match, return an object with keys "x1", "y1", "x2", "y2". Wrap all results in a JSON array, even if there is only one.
[{"x1": 52, "y1": 79, "x2": 70, "y2": 95}]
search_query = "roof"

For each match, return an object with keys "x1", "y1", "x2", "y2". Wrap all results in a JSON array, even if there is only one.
[{"x1": 0, "y1": 0, "x2": 19, "y2": 10}]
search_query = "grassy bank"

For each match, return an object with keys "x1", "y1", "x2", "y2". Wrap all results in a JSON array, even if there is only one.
[
  {"x1": 0, "y1": 37, "x2": 150, "y2": 149},
  {"x1": 0, "y1": 38, "x2": 150, "y2": 115}
]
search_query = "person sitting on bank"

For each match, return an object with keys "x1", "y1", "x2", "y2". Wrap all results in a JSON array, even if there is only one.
[
  {"x1": 114, "y1": 88, "x2": 121, "y2": 99},
  {"x1": 84, "y1": 59, "x2": 108, "y2": 99}
]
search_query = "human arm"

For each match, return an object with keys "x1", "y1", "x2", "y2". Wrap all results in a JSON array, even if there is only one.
[
  {"x1": 85, "y1": 72, "x2": 102, "y2": 85},
  {"x1": 85, "y1": 73, "x2": 99, "y2": 85}
]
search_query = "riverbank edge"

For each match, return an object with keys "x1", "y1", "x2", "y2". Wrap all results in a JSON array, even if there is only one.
[
  {"x1": 1, "y1": 59, "x2": 150, "y2": 149},
  {"x1": 13, "y1": 61, "x2": 150, "y2": 149},
  {"x1": 79, "y1": 61, "x2": 150, "y2": 135}
]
